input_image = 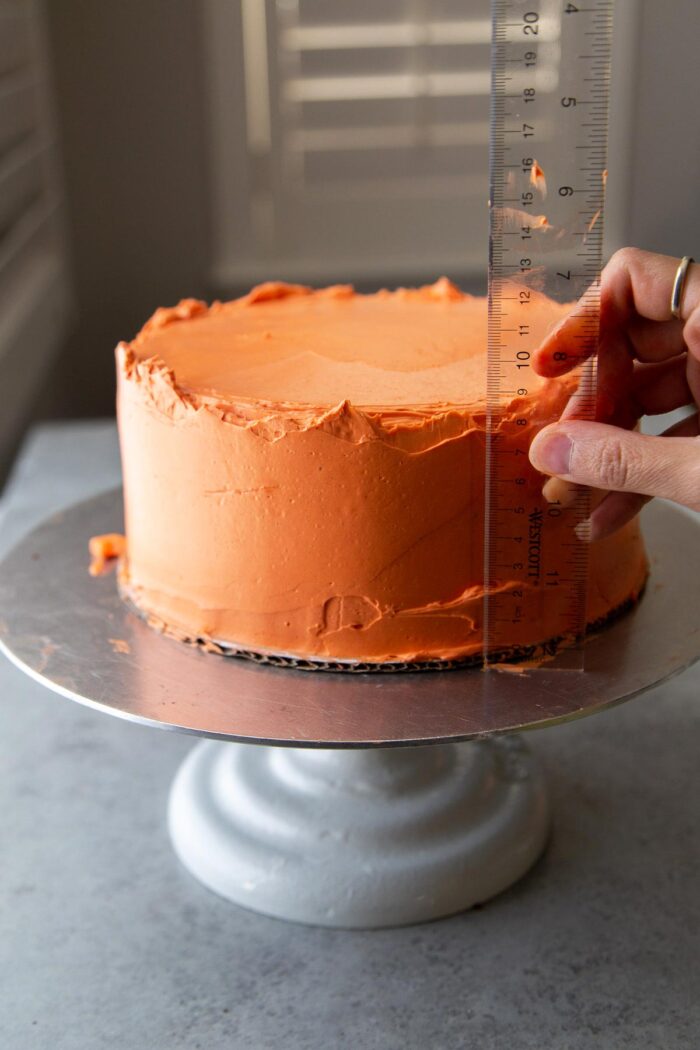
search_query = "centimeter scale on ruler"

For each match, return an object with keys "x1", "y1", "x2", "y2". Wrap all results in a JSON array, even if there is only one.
[{"x1": 484, "y1": 0, "x2": 613, "y2": 669}]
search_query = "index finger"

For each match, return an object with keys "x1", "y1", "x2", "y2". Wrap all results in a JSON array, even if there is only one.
[{"x1": 533, "y1": 248, "x2": 700, "y2": 378}]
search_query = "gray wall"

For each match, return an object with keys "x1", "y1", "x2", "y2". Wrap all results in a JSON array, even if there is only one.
[
  {"x1": 41, "y1": 0, "x2": 211, "y2": 418},
  {"x1": 627, "y1": 0, "x2": 700, "y2": 257}
]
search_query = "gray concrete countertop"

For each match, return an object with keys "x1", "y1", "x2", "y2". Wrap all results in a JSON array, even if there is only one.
[{"x1": 1, "y1": 421, "x2": 698, "y2": 1050}]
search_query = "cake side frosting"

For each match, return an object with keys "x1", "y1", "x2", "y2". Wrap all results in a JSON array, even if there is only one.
[{"x1": 116, "y1": 280, "x2": 648, "y2": 664}]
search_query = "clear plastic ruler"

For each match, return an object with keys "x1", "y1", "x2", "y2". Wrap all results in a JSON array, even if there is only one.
[{"x1": 484, "y1": 0, "x2": 614, "y2": 669}]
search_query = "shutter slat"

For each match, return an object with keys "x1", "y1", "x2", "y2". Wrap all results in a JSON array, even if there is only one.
[
  {"x1": 282, "y1": 19, "x2": 491, "y2": 51},
  {"x1": 0, "y1": 0, "x2": 66, "y2": 308},
  {"x1": 297, "y1": 0, "x2": 408, "y2": 27},
  {"x1": 0, "y1": 0, "x2": 71, "y2": 463},
  {"x1": 0, "y1": 7, "x2": 32, "y2": 78},
  {"x1": 0, "y1": 136, "x2": 49, "y2": 233},
  {"x1": 0, "y1": 196, "x2": 59, "y2": 308},
  {"x1": 283, "y1": 70, "x2": 491, "y2": 103},
  {"x1": 289, "y1": 120, "x2": 489, "y2": 152},
  {"x1": 0, "y1": 79, "x2": 38, "y2": 154}
]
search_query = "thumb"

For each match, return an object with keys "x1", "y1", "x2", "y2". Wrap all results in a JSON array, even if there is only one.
[{"x1": 529, "y1": 420, "x2": 700, "y2": 511}]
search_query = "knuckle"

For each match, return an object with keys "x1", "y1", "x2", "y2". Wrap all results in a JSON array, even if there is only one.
[
  {"x1": 593, "y1": 436, "x2": 640, "y2": 491},
  {"x1": 689, "y1": 454, "x2": 700, "y2": 510},
  {"x1": 610, "y1": 246, "x2": 642, "y2": 274},
  {"x1": 683, "y1": 309, "x2": 700, "y2": 345}
]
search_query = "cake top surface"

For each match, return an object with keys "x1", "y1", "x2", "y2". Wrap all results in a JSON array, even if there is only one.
[{"x1": 125, "y1": 279, "x2": 567, "y2": 410}]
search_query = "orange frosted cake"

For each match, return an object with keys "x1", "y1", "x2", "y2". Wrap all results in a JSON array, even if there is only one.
[{"x1": 114, "y1": 279, "x2": 647, "y2": 668}]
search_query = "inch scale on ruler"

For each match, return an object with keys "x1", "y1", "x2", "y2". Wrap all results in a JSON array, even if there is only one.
[{"x1": 484, "y1": 0, "x2": 613, "y2": 669}]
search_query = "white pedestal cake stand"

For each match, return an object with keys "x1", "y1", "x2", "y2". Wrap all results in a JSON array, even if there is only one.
[{"x1": 1, "y1": 491, "x2": 699, "y2": 928}]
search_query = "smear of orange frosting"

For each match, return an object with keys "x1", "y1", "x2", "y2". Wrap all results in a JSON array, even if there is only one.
[
  {"x1": 530, "y1": 160, "x2": 547, "y2": 198},
  {"x1": 108, "y1": 637, "x2": 131, "y2": 655},
  {"x1": 89, "y1": 533, "x2": 126, "y2": 576}
]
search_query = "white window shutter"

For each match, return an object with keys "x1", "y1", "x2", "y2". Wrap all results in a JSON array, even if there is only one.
[
  {"x1": 0, "y1": 0, "x2": 72, "y2": 466},
  {"x1": 203, "y1": 0, "x2": 637, "y2": 288},
  {"x1": 205, "y1": 0, "x2": 496, "y2": 286}
]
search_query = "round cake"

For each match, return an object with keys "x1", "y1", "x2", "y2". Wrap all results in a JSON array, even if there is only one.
[{"x1": 115, "y1": 279, "x2": 648, "y2": 667}]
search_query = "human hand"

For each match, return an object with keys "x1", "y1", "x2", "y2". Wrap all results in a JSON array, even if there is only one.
[{"x1": 528, "y1": 248, "x2": 700, "y2": 539}]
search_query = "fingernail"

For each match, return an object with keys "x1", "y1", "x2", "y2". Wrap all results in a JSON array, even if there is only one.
[
  {"x1": 574, "y1": 518, "x2": 592, "y2": 543},
  {"x1": 542, "y1": 476, "x2": 577, "y2": 506},
  {"x1": 530, "y1": 430, "x2": 573, "y2": 476}
]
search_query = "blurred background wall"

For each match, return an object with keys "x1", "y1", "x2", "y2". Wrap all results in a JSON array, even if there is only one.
[
  {"x1": 1, "y1": 0, "x2": 699, "y2": 483},
  {"x1": 44, "y1": 0, "x2": 211, "y2": 417}
]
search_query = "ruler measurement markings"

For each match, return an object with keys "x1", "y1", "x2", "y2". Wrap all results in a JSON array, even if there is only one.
[{"x1": 484, "y1": 0, "x2": 613, "y2": 669}]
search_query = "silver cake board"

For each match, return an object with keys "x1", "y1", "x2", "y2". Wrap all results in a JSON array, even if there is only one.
[{"x1": 1, "y1": 491, "x2": 699, "y2": 927}]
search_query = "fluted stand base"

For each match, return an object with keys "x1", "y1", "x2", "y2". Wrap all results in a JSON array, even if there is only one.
[{"x1": 168, "y1": 736, "x2": 550, "y2": 928}]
